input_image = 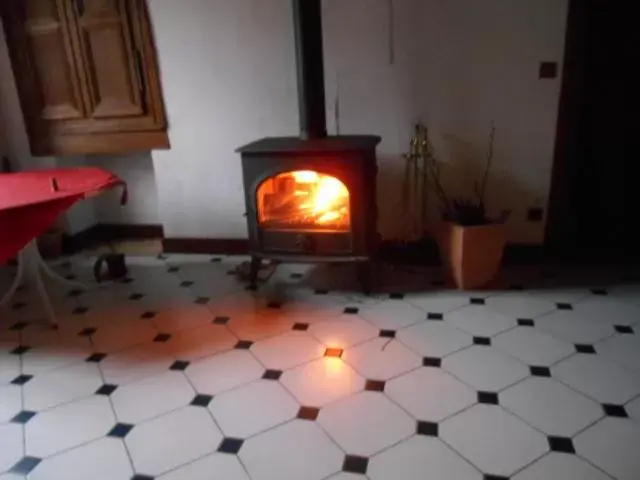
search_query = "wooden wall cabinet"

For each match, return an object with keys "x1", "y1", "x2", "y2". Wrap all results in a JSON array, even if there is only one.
[{"x1": 1, "y1": 0, "x2": 169, "y2": 155}]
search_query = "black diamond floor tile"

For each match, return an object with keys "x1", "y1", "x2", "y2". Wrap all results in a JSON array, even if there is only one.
[
  {"x1": 210, "y1": 257, "x2": 222, "y2": 262},
  {"x1": 107, "y1": 423, "x2": 134, "y2": 438},
  {"x1": 293, "y1": 323, "x2": 309, "y2": 331},
  {"x1": 615, "y1": 325, "x2": 634, "y2": 334},
  {"x1": 478, "y1": 391, "x2": 499, "y2": 405},
  {"x1": 548, "y1": 436, "x2": 575, "y2": 453},
  {"x1": 129, "y1": 293, "x2": 145, "y2": 301},
  {"x1": 154, "y1": 333, "x2": 172, "y2": 342},
  {"x1": 342, "y1": 455, "x2": 368, "y2": 474},
  {"x1": 590, "y1": 288, "x2": 608, "y2": 295},
  {"x1": 140, "y1": 311, "x2": 157, "y2": 319},
  {"x1": 180, "y1": 281, "x2": 194, "y2": 287},
  {"x1": 78, "y1": 327, "x2": 97, "y2": 337},
  {"x1": 423, "y1": 357, "x2": 442, "y2": 368},
  {"x1": 235, "y1": 340, "x2": 253, "y2": 350},
  {"x1": 379, "y1": 329, "x2": 396, "y2": 339},
  {"x1": 365, "y1": 380, "x2": 386, "y2": 392},
  {"x1": 11, "y1": 374, "x2": 33, "y2": 386},
  {"x1": 10, "y1": 345, "x2": 31, "y2": 355},
  {"x1": 324, "y1": 348, "x2": 343, "y2": 358},
  {"x1": 167, "y1": 266, "x2": 179, "y2": 273},
  {"x1": 191, "y1": 394, "x2": 214, "y2": 407},
  {"x1": 602, "y1": 404, "x2": 628, "y2": 418},
  {"x1": 169, "y1": 360, "x2": 190, "y2": 371},
  {"x1": 73, "y1": 306, "x2": 89, "y2": 315},
  {"x1": 416, "y1": 421, "x2": 439, "y2": 437},
  {"x1": 194, "y1": 297, "x2": 210, "y2": 305},
  {"x1": 131, "y1": 474, "x2": 155, "y2": 480},
  {"x1": 267, "y1": 301, "x2": 281, "y2": 309},
  {"x1": 314, "y1": 289, "x2": 329, "y2": 295},
  {"x1": 262, "y1": 369, "x2": 283, "y2": 380},
  {"x1": 9, "y1": 321, "x2": 28, "y2": 331},
  {"x1": 427, "y1": 312, "x2": 443, "y2": 320},
  {"x1": 213, "y1": 316, "x2": 230, "y2": 325},
  {"x1": 290, "y1": 273, "x2": 304, "y2": 279},
  {"x1": 518, "y1": 318, "x2": 535, "y2": 327},
  {"x1": 297, "y1": 406, "x2": 320, "y2": 421},
  {"x1": 10, "y1": 456, "x2": 41, "y2": 475},
  {"x1": 11, "y1": 410, "x2": 36, "y2": 424},
  {"x1": 470, "y1": 298, "x2": 485, "y2": 305},
  {"x1": 556, "y1": 303, "x2": 573, "y2": 310},
  {"x1": 95, "y1": 384, "x2": 118, "y2": 396},
  {"x1": 575, "y1": 344, "x2": 596, "y2": 354},
  {"x1": 218, "y1": 438, "x2": 244, "y2": 454},
  {"x1": 509, "y1": 284, "x2": 524, "y2": 291},
  {"x1": 389, "y1": 292, "x2": 405, "y2": 300},
  {"x1": 484, "y1": 475, "x2": 510, "y2": 480},
  {"x1": 473, "y1": 336, "x2": 491, "y2": 346},
  {"x1": 86, "y1": 353, "x2": 107, "y2": 363},
  {"x1": 530, "y1": 366, "x2": 551, "y2": 377},
  {"x1": 344, "y1": 307, "x2": 359, "y2": 314}
]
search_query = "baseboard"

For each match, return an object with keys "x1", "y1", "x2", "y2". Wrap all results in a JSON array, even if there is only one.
[
  {"x1": 62, "y1": 223, "x2": 164, "y2": 254},
  {"x1": 161, "y1": 236, "x2": 547, "y2": 264},
  {"x1": 162, "y1": 238, "x2": 250, "y2": 255}
]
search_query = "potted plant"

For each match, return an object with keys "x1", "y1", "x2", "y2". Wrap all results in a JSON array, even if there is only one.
[{"x1": 417, "y1": 124, "x2": 510, "y2": 289}]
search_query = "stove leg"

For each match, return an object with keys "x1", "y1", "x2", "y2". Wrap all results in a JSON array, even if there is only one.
[
  {"x1": 358, "y1": 261, "x2": 374, "y2": 295},
  {"x1": 249, "y1": 256, "x2": 261, "y2": 290}
]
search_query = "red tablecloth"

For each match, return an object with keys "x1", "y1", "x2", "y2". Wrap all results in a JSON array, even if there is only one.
[{"x1": 0, "y1": 168, "x2": 125, "y2": 264}]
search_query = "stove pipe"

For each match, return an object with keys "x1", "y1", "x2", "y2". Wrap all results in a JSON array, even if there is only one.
[{"x1": 292, "y1": 0, "x2": 327, "y2": 139}]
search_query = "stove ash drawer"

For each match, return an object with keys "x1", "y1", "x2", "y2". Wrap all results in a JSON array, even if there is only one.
[{"x1": 260, "y1": 231, "x2": 353, "y2": 254}]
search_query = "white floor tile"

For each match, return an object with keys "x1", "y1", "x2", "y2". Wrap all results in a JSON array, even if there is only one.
[
  {"x1": 443, "y1": 346, "x2": 529, "y2": 392},
  {"x1": 186, "y1": 350, "x2": 263, "y2": 395},
  {"x1": 240, "y1": 420, "x2": 343, "y2": 480},
  {"x1": 405, "y1": 292, "x2": 470, "y2": 314},
  {"x1": 513, "y1": 453, "x2": 611, "y2": 480},
  {"x1": 553, "y1": 354, "x2": 640, "y2": 404},
  {"x1": 23, "y1": 362, "x2": 102, "y2": 411},
  {"x1": 26, "y1": 395, "x2": 114, "y2": 458},
  {"x1": 485, "y1": 293, "x2": 556, "y2": 319},
  {"x1": 441, "y1": 405, "x2": 548, "y2": 477},
  {"x1": 99, "y1": 342, "x2": 175, "y2": 385},
  {"x1": 359, "y1": 301, "x2": 426, "y2": 330},
  {"x1": 343, "y1": 338, "x2": 421, "y2": 381},
  {"x1": 0, "y1": 385, "x2": 21, "y2": 423},
  {"x1": 0, "y1": 473, "x2": 24, "y2": 480},
  {"x1": 446, "y1": 305, "x2": 516, "y2": 337},
  {"x1": 627, "y1": 396, "x2": 640, "y2": 421},
  {"x1": 596, "y1": 334, "x2": 640, "y2": 373},
  {"x1": 493, "y1": 327, "x2": 575, "y2": 366},
  {"x1": 280, "y1": 357, "x2": 365, "y2": 407},
  {"x1": 20, "y1": 344, "x2": 92, "y2": 376},
  {"x1": 158, "y1": 453, "x2": 250, "y2": 480},
  {"x1": 501, "y1": 377, "x2": 603, "y2": 436},
  {"x1": 165, "y1": 324, "x2": 237, "y2": 361},
  {"x1": 396, "y1": 321, "x2": 473, "y2": 358},
  {"x1": 318, "y1": 391, "x2": 414, "y2": 456},
  {"x1": 369, "y1": 436, "x2": 481, "y2": 480},
  {"x1": 386, "y1": 367, "x2": 476, "y2": 422},
  {"x1": 574, "y1": 297, "x2": 640, "y2": 326},
  {"x1": 251, "y1": 331, "x2": 325, "y2": 370},
  {"x1": 535, "y1": 310, "x2": 614, "y2": 345},
  {"x1": 90, "y1": 321, "x2": 158, "y2": 353},
  {"x1": 227, "y1": 313, "x2": 295, "y2": 342},
  {"x1": 151, "y1": 304, "x2": 215, "y2": 333},
  {"x1": 29, "y1": 438, "x2": 133, "y2": 480},
  {"x1": 0, "y1": 423, "x2": 23, "y2": 474},
  {"x1": 575, "y1": 418, "x2": 640, "y2": 480},
  {"x1": 111, "y1": 370, "x2": 194, "y2": 424},
  {"x1": 0, "y1": 352, "x2": 20, "y2": 385},
  {"x1": 210, "y1": 380, "x2": 298, "y2": 438},
  {"x1": 126, "y1": 406, "x2": 222, "y2": 476},
  {"x1": 309, "y1": 315, "x2": 378, "y2": 348}
]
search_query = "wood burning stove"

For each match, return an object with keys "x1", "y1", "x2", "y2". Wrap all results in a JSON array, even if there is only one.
[{"x1": 236, "y1": 0, "x2": 380, "y2": 291}]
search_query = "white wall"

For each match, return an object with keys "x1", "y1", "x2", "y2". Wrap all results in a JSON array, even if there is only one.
[{"x1": 149, "y1": 0, "x2": 568, "y2": 244}]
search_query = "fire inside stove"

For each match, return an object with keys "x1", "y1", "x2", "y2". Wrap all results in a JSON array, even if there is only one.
[{"x1": 257, "y1": 170, "x2": 350, "y2": 231}]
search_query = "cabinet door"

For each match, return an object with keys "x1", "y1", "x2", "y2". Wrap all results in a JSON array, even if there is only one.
[
  {"x1": 71, "y1": 0, "x2": 145, "y2": 119},
  {"x1": 3, "y1": 0, "x2": 87, "y2": 123}
]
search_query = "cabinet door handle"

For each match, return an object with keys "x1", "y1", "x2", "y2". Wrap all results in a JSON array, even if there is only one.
[
  {"x1": 76, "y1": 0, "x2": 85, "y2": 16},
  {"x1": 134, "y1": 49, "x2": 147, "y2": 109}
]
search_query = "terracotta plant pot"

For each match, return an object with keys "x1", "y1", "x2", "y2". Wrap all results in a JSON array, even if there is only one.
[{"x1": 436, "y1": 221, "x2": 505, "y2": 290}]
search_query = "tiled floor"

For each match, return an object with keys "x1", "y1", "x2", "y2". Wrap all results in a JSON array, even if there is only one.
[{"x1": 1, "y1": 255, "x2": 640, "y2": 480}]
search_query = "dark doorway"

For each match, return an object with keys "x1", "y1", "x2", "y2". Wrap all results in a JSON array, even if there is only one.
[{"x1": 546, "y1": 0, "x2": 638, "y2": 261}]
